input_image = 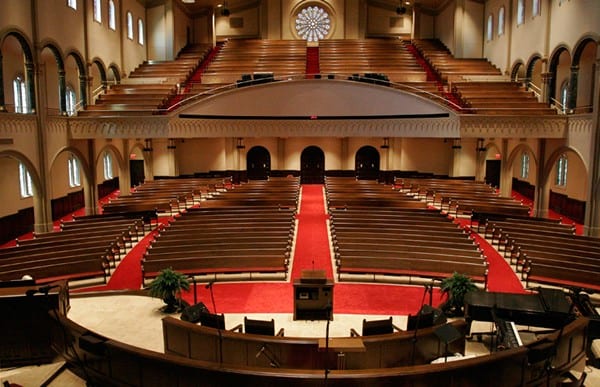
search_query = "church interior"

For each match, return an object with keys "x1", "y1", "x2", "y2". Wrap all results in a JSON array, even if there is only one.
[{"x1": 1, "y1": 0, "x2": 600, "y2": 385}]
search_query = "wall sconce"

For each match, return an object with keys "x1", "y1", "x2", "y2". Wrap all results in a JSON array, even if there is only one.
[
  {"x1": 167, "y1": 138, "x2": 176, "y2": 150},
  {"x1": 452, "y1": 139, "x2": 462, "y2": 150},
  {"x1": 143, "y1": 138, "x2": 153, "y2": 152},
  {"x1": 236, "y1": 138, "x2": 245, "y2": 149},
  {"x1": 476, "y1": 138, "x2": 486, "y2": 152},
  {"x1": 380, "y1": 137, "x2": 390, "y2": 149}
]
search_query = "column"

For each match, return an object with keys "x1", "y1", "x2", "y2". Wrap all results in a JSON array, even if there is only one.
[
  {"x1": 540, "y1": 72, "x2": 553, "y2": 105},
  {"x1": 584, "y1": 56, "x2": 600, "y2": 236},
  {"x1": 341, "y1": 137, "x2": 349, "y2": 170},
  {"x1": 277, "y1": 137, "x2": 286, "y2": 170},
  {"x1": 25, "y1": 61, "x2": 36, "y2": 113},
  {"x1": 450, "y1": 139, "x2": 461, "y2": 177},
  {"x1": 566, "y1": 65, "x2": 579, "y2": 113},
  {"x1": 380, "y1": 138, "x2": 390, "y2": 184},
  {"x1": 143, "y1": 139, "x2": 154, "y2": 182},
  {"x1": 0, "y1": 52, "x2": 5, "y2": 111},
  {"x1": 79, "y1": 74, "x2": 88, "y2": 108},
  {"x1": 85, "y1": 139, "x2": 98, "y2": 216},
  {"x1": 120, "y1": 139, "x2": 132, "y2": 194},
  {"x1": 475, "y1": 139, "x2": 486, "y2": 181},
  {"x1": 167, "y1": 138, "x2": 179, "y2": 176},
  {"x1": 534, "y1": 139, "x2": 549, "y2": 218},
  {"x1": 58, "y1": 69, "x2": 67, "y2": 115},
  {"x1": 499, "y1": 139, "x2": 511, "y2": 197}
]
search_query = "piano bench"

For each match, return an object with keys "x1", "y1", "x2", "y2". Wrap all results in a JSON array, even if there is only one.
[{"x1": 591, "y1": 340, "x2": 600, "y2": 367}]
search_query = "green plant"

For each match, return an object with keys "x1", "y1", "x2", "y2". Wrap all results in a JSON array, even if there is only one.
[
  {"x1": 440, "y1": 272, "x2": 477, "y2": 316},
  {"x1": 148, "y1": 267, "x2": 191, "y2": 313}
]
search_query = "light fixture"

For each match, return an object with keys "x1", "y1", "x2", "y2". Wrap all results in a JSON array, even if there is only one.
[
  {"x1": 236, "y1": 138, "x2": 245, "y2": 149},
  {"x1": 381, "y1": 138, "x2": 390, "y2": 149},
  {"x1": 220, "y1": 1, "x2": 230, "y2": 16},
  {"x1": 182, "y1": 0, "x2": 195, "y2": 3}
]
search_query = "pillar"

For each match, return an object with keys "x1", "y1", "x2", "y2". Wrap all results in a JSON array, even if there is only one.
[
  {"x1": 143, "y1": 139, "x2": 154, "y2": 182},
  {"x1": 167, "y1": 138, "x2": 179, "y2": 176},
  {"x1": 566, "y1": 65, "x2": 579, "y2": 113},
  {"x1": 0, "y1": 52, "x2": 5, "y2": 112},
  {"x1": 58, "y1": 69, "x2": 67, "y2": 115},
  {"x1": 79, "y1": 74, "x2": 88, "y2": 108},
  {"x1": 584, "y1": 56, "x2": 600, "y2": 236},
  {"x1": 540, "y1": 72, "x2": 553, "y2": 105},
  {"x1": 25, "y1": 61, "x2": 36, "y2": 112},
  {"x1": 475, "y1": 138, "x2": 486, "y2": 181},
  {"x1": 499, "y1": 139, "x2": 511, "y2": 197},
  {"x1": 450, "y1": 139, "x2": 461, "y2": 177},
  {"x1": 277, "y1": 137, "x2": 286, "y2": 170},
  {"x1": 120, "y1": 139, "x2": 132, "y2": 194},
  {"x1": 534, "y1": 139, "x2": 549, "y2": 218},
  {"x1": 341, "y1": 137, "x2": 349, "y2": 170},
  {"x1": 85, "y1": 140, "x2": 98, "y2": 215}
]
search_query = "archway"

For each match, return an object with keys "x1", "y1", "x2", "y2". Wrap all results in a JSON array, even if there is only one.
[
  {"x1": 246, "y1": 146, "x2": 271, "y2": 180},
  {"x1": 526, "y1": 55, "x2": 543, "y2": 95},
  {"x1": 95, "y1": 144, "x2": 125, "y2": 199},
  {"x1": 49, "y1": 147, "x2": 94, "y2": 219},
  {"x1": 571, "y1": 37, "x2": 598, "y2": 113},
  {"x1": 300, "y1": 146, "x2": 325, "y2": 184},
  {"x1": 548, "y1": 46, "x2": 571, "y2": 107},
  {"x1": 129, "y1": 144, "x2": 147, "y2": 188},
  {"x1": 507, "y1": 144, "x2": 539, "y2": 206},
  {"x1": 355, "y1": 146, "x2": 380, "y2": 180},
  {"x1": 510, "y1": 61, "x2": 525, "y2": 82},
  {"x1": 0, "y1": 30, "x2": 35, "y2": 112}
]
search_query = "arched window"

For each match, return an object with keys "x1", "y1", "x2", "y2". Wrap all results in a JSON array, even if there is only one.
[
  {"x1": 521, "y1": 152, "x2": 530, "y2": 179},
  {"x1": 533, "y1": 0, "x2": 541, "y2": 17},
  {"x1": 13, "y1": 76, "x2": 29, "y2": 114},
  {"x1": 138, "y1": 18, "x2": 144, "y2": 45},
  {"x1": 65, "y1": 86, "x2": 76, "y2": 116},
  {"x1": 108, "y1": 0, "x2": 116, "y2": 30},
  {"x1": 486, "y1": 14, "x2": 493, "y2": 41},
  {"x1": 126, "y1": 12, "x2": 133, "y2": 40},
  {"x1": 93, "y1": 0, "x2": 102, "y2": 22},
  {"x1": 67, "y1": 0, "x2": 77, "y2": 10},
  {"x1": 68, "y1": 155, "x2": 81, "y2": 187},
  {"x1": 517, "y1": 0, "x2": 525, "y2": 25},
  {"x1": 498, "y1": 7, "x2": 505, "y2": 36},
  {"x1": 103, "y1": 152, "x2": 114, "y2": 180},
  {"x1": 19, "y1": 163, "x2": 33, "y2": 198},
  {"x1": 556, "y1": 154, "x2": 568, "y2": 186}
]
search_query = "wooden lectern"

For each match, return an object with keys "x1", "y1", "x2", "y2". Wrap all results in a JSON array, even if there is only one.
[{"x1": 293, "y1": 270, "x2": 333, "y2": 321}]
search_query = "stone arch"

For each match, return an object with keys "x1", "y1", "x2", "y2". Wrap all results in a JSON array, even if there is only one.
[
  {"x1": 40, "y1": 41, "x2": 67, "y2": 114},
  {"x1": 49, "y1": 146, "x2": 95, "y2": 215},
  {"x1": 510, "y1": 60, "x2": 525, "y2": 82},
  {"x1": 525, "y1": 54, "x2": 544, "y2": 93},
  {"x1": 95, "y1": 144, "x2": 125, "y2": 174},
  {"x1": 570, "y1": 35, "x2": 599, "y2": 112},
  {"x1": 506, "y1": 143, "x2": 539, "y2": 203},
  {"x1": 0, "y1": 149, "x2": 48, "y2": 233},
  {"x1": 107, "y1": 63, "x2": 121, "y2": 84},
  {"x1": 547, "y1": 45, "x2": 572, "y2": 105},
  {"x1": 246, "y1": 146, "x2": 271, "y2": 180},
  {"x1": 300, "y1": 145, "x2": 325, "y2": 184},
  {"x1": 65, "y1": 49, "x2": 88, "y2": 107},
  {"x1": 91, "y1": 57, "x2": 108, "y2": 93},
  {"x1": 0, "y1": 29, "x2": 36, "y2": 112}
]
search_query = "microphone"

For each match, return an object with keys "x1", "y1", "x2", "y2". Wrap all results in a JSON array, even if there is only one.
[
  {"x1": 205, "y1": 281, "x2": 214, "y2": 289},
  {"x1": 255, "y1": 345, "x2": 266, "y2": 359}
]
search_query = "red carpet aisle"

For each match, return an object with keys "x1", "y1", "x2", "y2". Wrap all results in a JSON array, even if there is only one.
[
  {"x1": 306, "y1": 47, "x2": 320, "y2": 77},
  {"x1": 453, "y1": 218, "x2": 526, "y2": 294}
]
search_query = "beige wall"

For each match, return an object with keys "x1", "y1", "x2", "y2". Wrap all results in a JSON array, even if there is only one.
[
  {"x1": 121, "y1": 0, "x2": 147, "y2": 75},
  {"x1": 435, "y1": 1, "x2": 455, "y2": 53},
  {"x1": 366, "y1": 5, "x2": 412, "y2": 37},
  {"x1": 484, "y1": 0, "x2": 510, "y2": 73},
  {"x1": 0, "y1": 157, "x2": 33, "y2": 217}
]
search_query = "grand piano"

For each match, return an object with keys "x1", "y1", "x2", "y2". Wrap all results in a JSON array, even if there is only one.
[{"x1": 464, "y1": 288, "x2": 574, "y2": 330}]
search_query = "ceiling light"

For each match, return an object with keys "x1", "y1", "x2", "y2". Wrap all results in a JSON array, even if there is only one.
[{"x1": 182, "y1": 0, "x2": 195, "y2": 4}]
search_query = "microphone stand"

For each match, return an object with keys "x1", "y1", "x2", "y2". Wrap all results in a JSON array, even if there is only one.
[
  {"x1": 207, "y1": 282, "x2": 223, "y2": 365},
  {"x1": 411, "y1": 284, "x2": 430, "y2": 365}
]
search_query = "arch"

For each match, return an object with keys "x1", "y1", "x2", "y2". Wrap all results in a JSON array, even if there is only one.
[
  {"x1": 542, "y1": 146, "x2": 587, "y2": 188},
  {"x1": 0, "y1": 150, "x2": 42, "y2": 198},
  {"x1": 570, "y1": 36, "x2": 598, "y2": 112},
  {"x1": 95, "y1": 144, "x2": 125, "y2": 173},
  {"x1": 40, "y1": 42, "x2": 66, "y2": 114},
  {"x1": 49, "y1": 146, "x2": 93, "y2": 190},
  {"x1": 300, "y1": 146, "x2": 325, "y2": 184},
  {"x1": 65, "y1": 49, "x2": 88, "y2": 107},
  {"x1": 355, "y1": 145, "x2": 380, "y2": 180},
  {"x1": 506, "y1": 143, "x2": 539, "y2": 202},
  {"x1": 91, "y1": 57, "x2": 108, "y2": 86},
  {"x1": 39, "y1": 41, "x2": 65, "y2": 70},
  {"x1": 246, "y1": 146, "x2": 271, "y2": 180},
  {"x1": 129, "y1": 142, "x2": 147, "y2": 187},
  {"x1": 1, "y1": 29, "x2": 36, "y2": 112},
  {"x1": 510, "y1": 60, "x2": 525, "y2": 82},
  {"x1": 107, "y1": 63, "x2": 121, "y2": 84},
  {"x1": 547, "y1": 45, "x2": 571, "y2": 104},
  {"x1": 525, "y1": 54, "x2": 543, "y2": 90},
  {"x1": 289, "y1": 1, "x2": 337, "y2": 42},
  {"x1": 571, "y1": 34, "x2": 599, "y2": 65}
]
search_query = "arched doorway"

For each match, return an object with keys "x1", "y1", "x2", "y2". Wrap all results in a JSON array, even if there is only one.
[
  {"x1": 247, "y1": 146, "x2": 271, "y2": 180},
  {"x1": 355, "y1": 146, "x2": 380, "y2": 180},
  {"x1": 300, "y1": 146, "x2": 325, "y2": 184}
]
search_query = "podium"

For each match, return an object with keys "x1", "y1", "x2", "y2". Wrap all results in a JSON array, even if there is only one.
[{"x1": 293, "y1": 270, "x2": 333, "y2": 321}]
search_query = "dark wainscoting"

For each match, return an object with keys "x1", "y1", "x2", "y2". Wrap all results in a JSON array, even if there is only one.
[
  {"x1": 0, "y1": 207, "x2": 34, "y2": 245},
  {"x1": 270, "y1": 170, "x2": 300, "y2": 178},
  {"x1": 549, "y1": 190, "x2": 586, "y2": 224},
  {"x1": 512, "y1": 178, "x2": 535, "y2": 201},
  {"x1": 51, "y1": 190, "x2": 84, "y2": 221},
  {"x1": 98, "y1": 177, "x2": 119, "y2": 199}
]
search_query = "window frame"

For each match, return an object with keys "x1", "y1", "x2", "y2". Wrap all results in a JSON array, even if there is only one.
[
  {"x1": 68, "y1": 155, "x2": 82, "y2": 188},
  {"x1": 498, "y1": 6, "x2": 505, "y2": 36},
  {"x1": 521, "y1": 152, "x2": 530, "y2": 179},
  {"x1": 126, "y1": 12, "x2": 134, "y2": 40},
  {"x1": 532, "y1": 0, "x2": 541, "y2": 17},
  {"x1": 103, "y1": 152, "x2": 114, "y2": 180},
  {"x1": 19, "y1": 163, "x2": 34, "y2": 198},
  {"x1": 108, "y1": 0, "x2": 116, "y2": 30},
  {"x1": 93, "y1": 0, "x2": 102, "y2": 23},
  {"x1": 13, "y1": 76, "x2": 29, "y2": 114},
  {"x1": 486, "y1": 14, "x2": 493, "y2": 42},
  {"x1": 137, "y1": 18, "x2": 144, "y2": 45},
  {"x1": 67, "y1": 0, "x2": 77, "y2": 10},
  {"x1": 517, "y1": 0, "x2": 525, "y2": 26},
  {"x1": 556, "y1": 154, "x2": 568, "y2": 187},
  {"x1": 65, "y1": 85, "x2": 77, "y2": 116}
]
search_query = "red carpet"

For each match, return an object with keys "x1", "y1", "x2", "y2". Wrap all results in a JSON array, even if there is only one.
[
  {"x1": 512, "y1": 190, "x2": 583, "y2": 235},
  {"x1": 306, "y1": 46, "x2": 320, "y2": 77}
]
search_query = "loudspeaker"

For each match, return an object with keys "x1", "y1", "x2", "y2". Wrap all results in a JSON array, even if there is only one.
[{"x1": 181, "y1": 302, "x2": 209, "y2": 323}]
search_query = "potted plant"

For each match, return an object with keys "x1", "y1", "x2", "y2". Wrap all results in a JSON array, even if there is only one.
[
  {"x1": 440, "y1": 272, "x2": 477, "y2": 317},
  {"x1": 148, "y1": 267, "x2": 191, "y2": 313}
]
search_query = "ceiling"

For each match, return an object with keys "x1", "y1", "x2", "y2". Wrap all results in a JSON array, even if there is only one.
[{"x1": 139, "y1": 0, "x2": 483, "y2": 17}]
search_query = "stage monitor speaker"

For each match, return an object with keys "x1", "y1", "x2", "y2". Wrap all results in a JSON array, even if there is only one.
[{"x1": 181, "y1": 302, "x2": 209, "y2": 323}]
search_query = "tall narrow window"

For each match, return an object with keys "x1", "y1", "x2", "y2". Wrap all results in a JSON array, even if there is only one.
[
  {"x1": 556, "y1": 154, "x2": 568, "y2": 186},
  {"x1": 138, "y1": 18, "x2": 144, "y2": 45},
  {"x1": 533, "y1": 0, "x2": 541, "y2": 17},
  {"x1": 108, "y1": 0, "x2": 116, "y2": 30},
  {"x1": 13, "y1": 76, "x2": 29, "y2": 114},
  {"x1": 498, "y1": 7, "x2": 505, "y2": 36},
  {"x1": 127, "y1": 12, "x2": 133, "y2": 40},
  {"x1": 517, "y1": 0, "x2": 525, "y2": 25},
  {"x1": 521, "y1": 152, "x2": 530, "y2": 179},
  {"x1": 65, "y1": 86, "x2": 76, "y2": 116},
  {"x1": 67, "y1": 0, "x2": 77, "y2": 10},
  {"x1": 68, "y1": 155, "x2": 81, "y2": 187},
  {"x1": 93, "y1": 0, "x2": 102, "y2": 22},
  {"x1": 486, "y1": 14, "x2": 493, "y2": 41},
  {"x1": 103, "y1": 152, "x2": 114, "y2": 180},
  {"x1": 19, "y1": 163, "x2": 34, "y2": 198},
  {"x1": 560, "y1": 81, "x2": 569, "y2": 113}
]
